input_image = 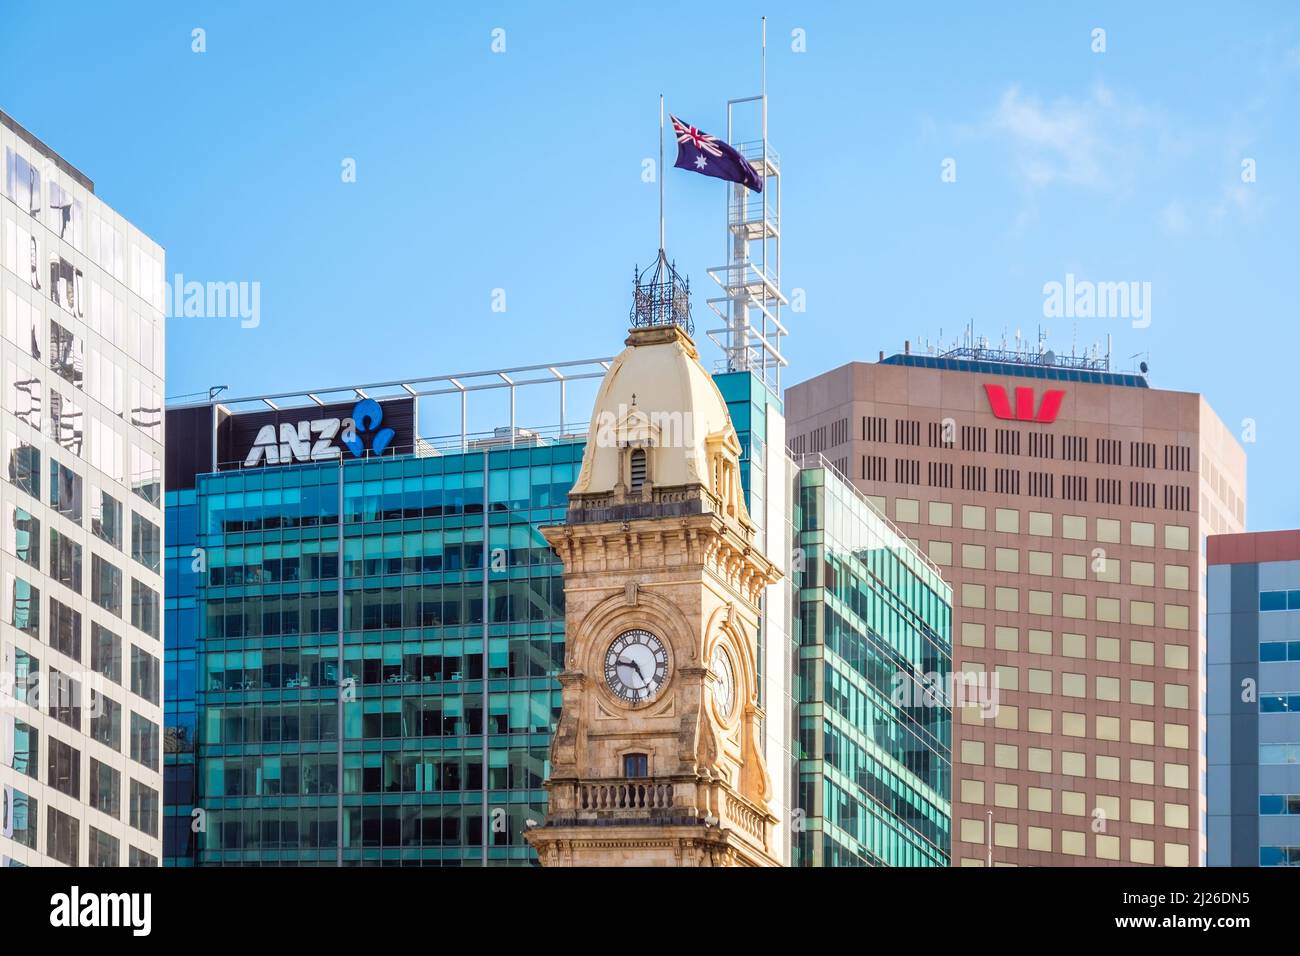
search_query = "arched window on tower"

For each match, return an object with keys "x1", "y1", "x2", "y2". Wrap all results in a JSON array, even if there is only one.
[{"x1": 629, "y1": 448, "x2": 647, "y2": 495}]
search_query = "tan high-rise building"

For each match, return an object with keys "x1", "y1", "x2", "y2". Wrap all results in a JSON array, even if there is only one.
[
  {"x1": 525, "y1": 324, "x2": 783, "y2": 867},
  {"x1": 786, "y1": 348, "x2": 1246, "y2": 866}
]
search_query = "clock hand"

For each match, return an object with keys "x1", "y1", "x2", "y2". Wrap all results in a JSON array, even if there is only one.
[{"x1": 616, "y1": 657, "x2": 644, "y2": 679}]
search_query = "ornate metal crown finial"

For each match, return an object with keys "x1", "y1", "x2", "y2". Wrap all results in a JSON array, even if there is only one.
[{"x1": 630, "y1": 249, "x2": 693, "y2": 336}]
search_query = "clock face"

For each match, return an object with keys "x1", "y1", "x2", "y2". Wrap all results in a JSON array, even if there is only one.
[
  {"x1": 710, "y1": 643, "x2": 736, "y2": 720},
  {"x1": 604, "y1": 629, "x2": 669, "y2": 704}
]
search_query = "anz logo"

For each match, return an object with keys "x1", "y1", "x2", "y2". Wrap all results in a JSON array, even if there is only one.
[
  {"x1": 244, "y1": 399, "x2": 396, "y2": 467},
  {"x1": 983, "y1": 384, "x2": 1066, "y2": 424}
]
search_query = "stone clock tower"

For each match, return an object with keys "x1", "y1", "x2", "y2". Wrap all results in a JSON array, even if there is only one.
[{"x1": 524, "y1": 297, "x2": 783, "y2": 867}]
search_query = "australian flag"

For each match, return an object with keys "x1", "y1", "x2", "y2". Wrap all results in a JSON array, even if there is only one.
[{"x1": 670, "y1": 115, "x2": 763, "y2": 192}]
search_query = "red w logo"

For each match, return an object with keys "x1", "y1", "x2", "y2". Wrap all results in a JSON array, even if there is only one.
[{"x1": 983, "y1": 384, "x2": 1065, "y2": 423}]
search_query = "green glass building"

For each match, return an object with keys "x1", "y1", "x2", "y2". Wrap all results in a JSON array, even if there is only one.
[
  {"x1": 792, "y1": 463, "x2": 953, "y2": 866},
  {"x1": 190, "y1": 441, "x2": 578, "y2": 865}
]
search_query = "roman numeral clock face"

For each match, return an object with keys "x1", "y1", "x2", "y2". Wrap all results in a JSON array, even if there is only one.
[{"x1": 604, "y1": 629, "x2": 669, "y2": 704}]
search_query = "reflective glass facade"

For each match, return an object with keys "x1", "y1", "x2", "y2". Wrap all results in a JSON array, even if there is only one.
[
  {"x1": 189, "y1": 442, "x2": 578, "y2": 865},
  {"x1": 793, "y1": 465, "x2": 952, "y2": 866}
]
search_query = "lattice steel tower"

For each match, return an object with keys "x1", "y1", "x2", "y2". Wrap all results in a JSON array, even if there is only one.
[{"x1": 706, "y1": 23, "x2": 786, "y2": 390}]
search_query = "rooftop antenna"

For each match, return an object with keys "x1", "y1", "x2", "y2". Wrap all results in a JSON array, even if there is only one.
[{"x1": 706, "y1": 16, "x2": 786, "y2": 390}]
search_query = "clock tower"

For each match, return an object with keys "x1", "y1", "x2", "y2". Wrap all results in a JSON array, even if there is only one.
[{"x1": 525, "y1": 290, "x2": 783, "y2": 866}]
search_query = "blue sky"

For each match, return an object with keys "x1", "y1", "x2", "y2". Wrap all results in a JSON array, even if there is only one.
[{"x1": 3, "y1": 1, "x2": 1297, "y2": 528}]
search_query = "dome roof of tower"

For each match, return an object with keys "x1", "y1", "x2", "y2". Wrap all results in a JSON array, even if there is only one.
[{"x1": 571, "y1": 325, "x2": 739, "y2": 497}]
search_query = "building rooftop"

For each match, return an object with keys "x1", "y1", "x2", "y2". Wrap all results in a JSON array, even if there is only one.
[
  {"x1": 880, "y1": 348, "x2": 1150, "y2": 389},
  {"x1": 0, "y1": 108, "x2": 95, "y2": 193},
  {"x1": 1208, "y1": 530, "x2": 1300, "y2": 566}
]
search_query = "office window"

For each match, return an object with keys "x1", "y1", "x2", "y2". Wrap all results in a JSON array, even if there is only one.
[
  {"x1": 130, "y1": 712, "x2": 159, "y2": 770},
  {"x1": 91, "y1": 622, "x2": 122, "y2": 683},
  {"x1": 5, "y1": 427, "x2": 41, "y2": 498},
  {"x1": 90, "y1": 485, "x2": 123, "y2": 548},
  {"x1": 1061, "y1": 515, "x2": 1086, "y2": 540},
  {"x1": 894, "y1": 498, "x2": 919, "y2": 523},
  {"x1": 130, "y1": 512, "x2": 160, "y2": 572},
  {"x1": 5, "y1": 503, "x2": 40, "y2": 568},
  {"x1": 128, "y1": 847, "x2": 157, "y2": 867},
  {"x1": 48, "y1": 668, "x2": 82, "y2": 730},
  {"x1": 928, "y1": 501, "x2": 952, "y2": 526},
  {"x1": 46, "y1": 806, "x2": 80, "y2": 866},
  {"x1": 89, "y1": 757, "x2": 121, "y2": 819},
  {"x1": 129, "y1": 779, "x2": 159, "y2": 837},
  {"x1": 1130, "y1": 521, "x2": 1155, "y2": 546},
  {"x1": 131, "y1": 579, "x2": 159, "y2": 639},
  {"x1": 48, "y1": 458, "x2": 82, "y2": 523},
  {"x1": 994, "y1": 508, "x2": 1019, "y2": 533},
  {"x1": 1028, "y1": 511, "x2": 1052, "y2": 536},
  {"x1": 46, "y1": 736, "x2": 81, "y2": 798},
  {"x1": 961, "y1": 544, "x2": 985, "y2": 569},
  {"x1": 48, "y1": 527, "x2": 82, "y2": 592},
  {"x1": 91, "y1": 554, "x2": 123, "y2": 616},
  {"x1": 961, "y1": 505, "x2": 985, "y2": 530},
  {"x1": 87, "y1": 827, "x2": 119, "y2": 867},
  {"x1": 8, "y1": 574, "x2": 40, "y2": 637},
  {"x1": 1096, "y1": 517, "x2": 1120, "y2": 543},
  {"x1": 90, "y1": 693, "x2": 121, "y2": 751},
  {"x1": 48, "y1": 596, "x2": 81, "y2": 661},
  {"x1": 130, "y1": 645, "x2": 160, "y2": 705}
]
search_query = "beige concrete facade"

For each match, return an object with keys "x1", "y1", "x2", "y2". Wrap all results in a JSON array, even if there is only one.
[{"x1": 787, "y1": 356, "x2": 1246, "y2": 866}]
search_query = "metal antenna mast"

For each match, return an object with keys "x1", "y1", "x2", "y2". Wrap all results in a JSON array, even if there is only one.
[{"x1": 706, "y1": 16, "x2": 787, "y2": 390}]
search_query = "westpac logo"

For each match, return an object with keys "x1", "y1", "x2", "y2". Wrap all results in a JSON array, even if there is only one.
[
  {"x1": 243, "y1": 399, "x2": 395, "y2": 467},
  {"x1": 983, "y1": 384, "x2": 1065, "y2": 424}
]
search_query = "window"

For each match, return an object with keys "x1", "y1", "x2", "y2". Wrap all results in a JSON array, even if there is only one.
[
  {"x1": 89, "y1": 758, "x2": 121, "y2": 819},
  {"x1": 48, "y1": 458, "x2": 83, "y2": 523},
  {"x1": 87, "y1": 827, "x2": 119, "y2": 867},
  {"x1": 10, "y1": 719, "x2": 38, "y2": 776},
  {"x1": 129, "y1": 779, "x2": 159, "y2": 837},
  {"x1": 92, "y1": 554, "x2": 123, "y2": 616},
  {"x1": 130, "y1": 712, "x2": 159, "y2": 770},
  {"x1": 91, "y1": 694, "x2": 121, "y2": 751},
  {"x1": 128, "y1": 846, "x2": 157, "y2": 867},
  {"x1": 130, "y1": 446, "x2": 160, "y2": 506},
  {"x1": 623, "y1": 753, "x2": 649, "y2": 777},
  {"x1": 627, "y1": 448, "x2": 647, "y2": 495},
  {"x1": 130, "y1": 646, "x2": 160, "y2": 705},
  {"x1": 48, "y1": 527, "x2": 82, "y2": 592},
  {"x1": 5, "y1": 503, "x2": 40, "y2": 567},
  {"x1": 48, "y1": 668, "x2": 82, "y2": 730},
  {"x1": 5, "y1": 433, "x2": 40, "y2": 497},
  {"x1": 131, "y1": 512, "x2": 160, "y2": 572},
  {"x1": 48, "y1": 597, "x2": 82, "y2": 661},
  {"x1": 47, "y1": 806, "x2": 80, "y2": 866},
  {"x1": 91, "y1": 622, "x2": 123, "y2": 683},
  {"x1": 8, "y1": 362, "x2": 43, "y2": 430},
  {"x1": 131, "y1": 579, "x2": 159, "y2": 639},
  {"x1": 49, "y1": 390, "x2": 84, "y2": 456},
  {"x1": 46, "y1": 736, "x2": 81, "y2": 798},
  {"x1": 3, "y1": 789, "x2": 37, "y2": 848},
  {"x1": 8, "y1": 574, "x2": 40, "y2": 637},
  {"x1": 90, "y1": 486, "x2": 123, "y2": 548}
]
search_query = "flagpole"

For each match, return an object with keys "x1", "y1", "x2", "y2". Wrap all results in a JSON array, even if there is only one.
[{"x1": 659, "y1": 93, "x2": 665, "y2": 254}]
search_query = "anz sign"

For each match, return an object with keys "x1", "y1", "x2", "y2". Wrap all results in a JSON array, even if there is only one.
[{"x1": 242, "y1": 398, "x2": 400, "y2": 467}]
